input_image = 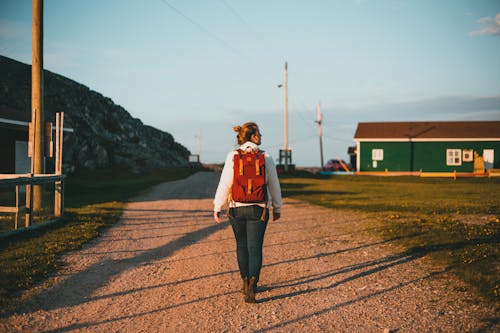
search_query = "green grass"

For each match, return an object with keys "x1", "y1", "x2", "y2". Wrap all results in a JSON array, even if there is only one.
[
  {"x1": 0, "y1": 167, "x2": 196, "y2": 308},
  {"x1": 281, "y1": 175, "x2": 500, "y2": 214},
  {"x1": 281, "y1": 175, "x2": 500, "y2": 304}
]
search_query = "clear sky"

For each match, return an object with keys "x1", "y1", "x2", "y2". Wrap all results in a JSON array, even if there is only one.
[{"x1": 1, "y1": 0, "x2": 499, "y2": 166}]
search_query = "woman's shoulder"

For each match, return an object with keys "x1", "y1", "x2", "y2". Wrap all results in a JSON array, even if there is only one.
[{"x1": 223, "y1": 150, "x2": 240, "y2": 162}]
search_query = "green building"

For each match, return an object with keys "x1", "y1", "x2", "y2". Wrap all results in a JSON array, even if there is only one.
[{"x1": 353, "y1": 121, "x2": 500, "y2": 173}]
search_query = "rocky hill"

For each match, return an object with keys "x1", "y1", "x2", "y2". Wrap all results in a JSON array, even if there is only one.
[{"x1": 0, "y1": 55, "x2": 190, "y2": 173}]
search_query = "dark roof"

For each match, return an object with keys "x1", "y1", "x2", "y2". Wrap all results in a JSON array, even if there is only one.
[{"x1": 354, "y1": 121, "x2": 500, "y2": 139}]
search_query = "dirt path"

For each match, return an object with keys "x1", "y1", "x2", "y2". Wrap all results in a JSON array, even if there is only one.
[{"x1": 1, "y1": 171, "x2": 498, "y2": 332}]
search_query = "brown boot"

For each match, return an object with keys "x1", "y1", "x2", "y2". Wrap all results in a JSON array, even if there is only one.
[
  {"x1": 241, "y1": 277, "x2": 249, "y2": 295},
  {"x1": 245, "y1": 276, "x2": 257, "y2": 303}
]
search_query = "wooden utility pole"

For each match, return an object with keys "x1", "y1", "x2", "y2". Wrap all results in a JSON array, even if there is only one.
[
  {"x1": 283, "y1": 62, "x2": 289, "y2": 152},
  {"x1": 281, "y1": 62, "x2": 292, "y2": 171},
  {"x1": 32, "y1": 0, "x2": 44, "y2": 210},
  {"x1": 315, "y1": 102, "x2": 324, "y2": 170},
  {"x1": 197, "y1": 129, "x2": 202, "y2": 159},
  {"x1": 278, "y1": 62, "x2": 292, "y2": 171}
]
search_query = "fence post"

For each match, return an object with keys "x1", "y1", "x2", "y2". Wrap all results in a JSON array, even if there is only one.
[
  {"x1": 25, "y1": 180, "x2": 34, "y2": 227},
  {"x1": 54, "y1": 112, "x2": 64, "y2": 217},
  {"x1": 15, "y1": 185, "x2": 19, "y2": 229}
]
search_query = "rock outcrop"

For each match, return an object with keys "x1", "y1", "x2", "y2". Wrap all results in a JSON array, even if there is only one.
[{"x1": 0, "y1": 55, "x2": 190, "y2": 173}]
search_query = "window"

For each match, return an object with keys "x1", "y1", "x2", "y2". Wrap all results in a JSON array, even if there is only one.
[
  {"x1": 372, "y1": 149, "x2": 384, "y2": 161},
  {"x1": 446, "y1": 149, "x2": 462, "y2": 166},
  {"x1": 483, "y1": 149, "x2": 494, "y2": 169},
  {"x1": 462, "y1": 149, "x2": 473, "y2": 162}
]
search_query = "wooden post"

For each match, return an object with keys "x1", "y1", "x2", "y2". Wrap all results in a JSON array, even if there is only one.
[
  {"x1": 59, "y1": 113, "x2": 64, "y2": 173},
  {"x1": 59, "y1": 115, "x2": 64, "y2": 217},
  {"x1": 26, "y1": 111, "x2": 35, "y2": 226},
  {"x1": 54, "y1": 112, "x2": 64, "y2": 217},
  {"x1": 284, "y1": 62, "x2": 289, "y2": 152},
  {"x1": 15, "y1": 185, "x2": 19, "y2": 229},
  {"x1": 283, "y1": 62, "x2": 289, "y2": 171},
  {"x1": 26, "y1": 181, "x2": 34, "y2": 227},
  {"x1": 55, "y1": 113, "x2": 59, "y2": 174},
  {"x1": 54, "y1": 112, "x2": 60, "y2": 216},
  {"x1": 32, "y1": 0, "x2": 44, "y2": 210}
]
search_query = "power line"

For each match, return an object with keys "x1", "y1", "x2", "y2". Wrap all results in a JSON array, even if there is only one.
[
  {"x1": 265, "y1": 134, "x2": 317, "y2": 150},
  {"x1": 159, "y1": 0, "x2": 338, "y2": 162},
  {"x1": 290, "y1": 102, "x2": 316, "y2": 131},
  {"x1": 159, "y1": 0, "x2": 246, "y2": 60},
  {"x1": 220, "y1": 0, "x2": 247, "y2": 24}
]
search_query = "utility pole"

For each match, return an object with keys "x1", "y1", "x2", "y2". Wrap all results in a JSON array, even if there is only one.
[
  {"x1": 315, "y1": 101, "x2": 324, "y2": 170},
  {"x1": 197, "y1": 129, "x2": 202, "y2": 159},
  {"x1": 278, "y1": 62, "x2": 292, "y2": 171},
  {"x1": 283, "y1": 62, "x2": 289, "y2": 153},
  {"x1": 278, "y1": 62, "x2": 292, "y2": 172},
  {"x1": 32, "y1": 0, "x2": 44, "y2": 210}
]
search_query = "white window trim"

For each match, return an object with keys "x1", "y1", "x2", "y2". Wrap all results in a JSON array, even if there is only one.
[
  {"x1": 372, "y1": 148, "x2": 384, "y2": 161},
  {"x1": 462, "y1": 149, "x2": 473, "y2": 162},
  {"x1": 446, "y1": 149, "x2": 462, "y2": 166}
]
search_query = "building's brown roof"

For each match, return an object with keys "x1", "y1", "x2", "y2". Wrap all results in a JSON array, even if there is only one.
[{"x1": 354, "y1": 121, "x2": 500, "y2": 139}]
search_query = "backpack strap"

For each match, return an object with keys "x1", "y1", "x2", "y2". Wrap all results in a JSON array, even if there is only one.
[{"x1": 237, "y1": 149, "x2": 244, "y2": 175}]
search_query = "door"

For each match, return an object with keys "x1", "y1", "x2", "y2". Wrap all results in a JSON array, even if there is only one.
[
  {"x1": 15, "y1": 141, "x2": 30, "y2": 174},
  {"x1": 483, "y1": 149, "x2": 494, "y2": 169},
  {"x1": 15, "y1": 141, "x2": 30, "y2": 192}
]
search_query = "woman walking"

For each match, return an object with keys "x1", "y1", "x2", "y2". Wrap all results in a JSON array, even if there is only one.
[{"x1": 213, "y1": 122, "x2": 282, "y2": 303}]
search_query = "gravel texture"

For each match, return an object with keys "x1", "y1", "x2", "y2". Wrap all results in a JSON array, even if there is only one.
[{"x1": 1, "y1": 171, "x2": 498, "y2": 332}]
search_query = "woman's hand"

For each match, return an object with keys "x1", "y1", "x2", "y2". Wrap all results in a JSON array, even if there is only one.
[{"x1": 214, "y1": 211, "x2": 222, "y2": 223}]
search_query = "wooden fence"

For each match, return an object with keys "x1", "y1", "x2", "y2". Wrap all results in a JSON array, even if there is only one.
[{"x1": 0, "y1": 173, "x2": 65, "y2": 230}]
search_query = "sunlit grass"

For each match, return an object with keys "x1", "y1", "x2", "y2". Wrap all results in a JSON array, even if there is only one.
[{"x1": 281, "y1": 175, "x2": 500, "y2": 304}]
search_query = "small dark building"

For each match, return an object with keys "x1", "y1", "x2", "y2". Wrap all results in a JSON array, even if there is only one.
[
  {"x1": 0, "y1": 106, "x2": 31, "y2": 174},
  {"x1": 347, "y1": 146, "x2": 357, "y2": 171},
  {"x1": 1, "y1": 106, "x2": 72, "y2": 174}
]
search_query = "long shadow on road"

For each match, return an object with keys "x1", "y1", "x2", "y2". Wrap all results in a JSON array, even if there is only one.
[
  {"x1": 39, "y1": 251, "x2": 443, "y2": 333},
  {"x1": 27, "y1": 247, "x2": 435, "y2": 333},
  {"x1": 2, "y1": 219, "x2": 230, "y2": 316}
]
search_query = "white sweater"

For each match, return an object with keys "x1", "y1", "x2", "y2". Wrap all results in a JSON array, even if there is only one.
[{"x1": 213, "y1": 141, "x2": 282, "y2": 213}]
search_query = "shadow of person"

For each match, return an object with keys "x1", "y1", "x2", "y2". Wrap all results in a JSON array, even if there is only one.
[{"x1": 3, "y1": 220, "x2": 230, "y2": 315}]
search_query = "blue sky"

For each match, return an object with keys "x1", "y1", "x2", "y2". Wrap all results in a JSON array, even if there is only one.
[{"x1": 1, "y1": 0, "x2": 499, "y2": 166}]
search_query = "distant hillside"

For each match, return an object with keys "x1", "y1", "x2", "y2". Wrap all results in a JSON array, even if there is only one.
[{"x1": 0, "y1": 55, "x2": 190, "y2": 173}]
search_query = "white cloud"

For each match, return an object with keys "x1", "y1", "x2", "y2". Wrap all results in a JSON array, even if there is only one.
[{"x1": 470, "y1": 13, "x2": 500, "y2": 36}]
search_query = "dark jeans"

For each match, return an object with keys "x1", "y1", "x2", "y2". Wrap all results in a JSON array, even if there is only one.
[{"x1": 229, "y1": 205, "x2": 269, "y2": 281}]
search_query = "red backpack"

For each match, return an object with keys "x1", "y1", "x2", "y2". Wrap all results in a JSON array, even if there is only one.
[{"x1": 231, "y1": 149, "x2": 267, "y2": 203}]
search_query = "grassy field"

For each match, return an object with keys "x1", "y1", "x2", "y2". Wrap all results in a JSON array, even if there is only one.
[
  {"x1": 280, "y1": 174, "x2": 500, "y2": 304},
  {"x1": 0, "y1": 167, "x2": 196, "y2": 308}
]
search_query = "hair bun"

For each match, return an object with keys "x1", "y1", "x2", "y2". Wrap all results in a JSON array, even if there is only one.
[{"x1": 233, "y1": 125, "x2": 242, "y2": 132}]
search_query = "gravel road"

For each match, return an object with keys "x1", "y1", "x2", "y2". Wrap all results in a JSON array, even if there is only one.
[{"x1": 1, "y1": 171, "x2": 498, "y2": 332}]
